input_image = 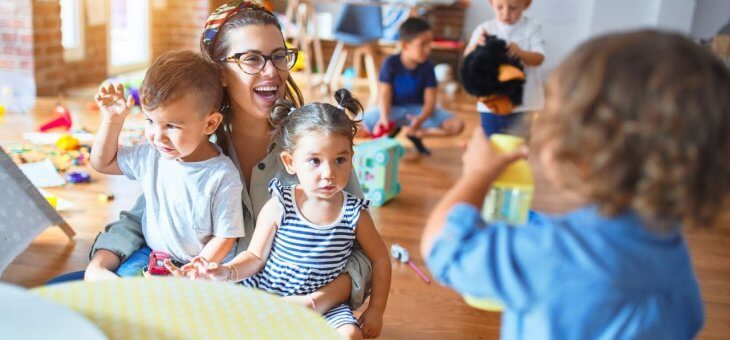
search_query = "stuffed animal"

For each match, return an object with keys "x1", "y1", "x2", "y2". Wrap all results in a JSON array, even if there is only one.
[{"x1": 460, "y1": 35, "x2": 525, "y2": 115}]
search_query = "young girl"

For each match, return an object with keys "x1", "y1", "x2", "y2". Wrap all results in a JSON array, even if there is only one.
[
  {"x1": 422, "y1": 30, "x2": 729, "y2": 339},
  {"x1": 173, "y1": 89, "x2": 391, "y2": 340}
]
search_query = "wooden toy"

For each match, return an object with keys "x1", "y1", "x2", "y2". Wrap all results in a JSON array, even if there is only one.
[{"x1": 353, "y1": 137, "x2": 404, "y2": 206}]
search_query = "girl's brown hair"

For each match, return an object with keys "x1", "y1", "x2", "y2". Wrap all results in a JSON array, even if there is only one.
[
  {"x1": 533, "y1": 29, "x2": 730, "y2": 230},
  {"x1": 200, "y1": 5, "x2": 304, "y2": 154},
  {"x1": 269, "y1": 89, "x2": 362, "y2": 153}
]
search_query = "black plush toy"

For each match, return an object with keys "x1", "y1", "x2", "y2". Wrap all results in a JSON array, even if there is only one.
[{"x1": 460, "y1": 35, "x2": 525, "y2": 115}]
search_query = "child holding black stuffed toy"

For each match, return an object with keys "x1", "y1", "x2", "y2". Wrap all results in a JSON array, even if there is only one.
[{"x1": 464, "y1": 0, "x2": 545, "y2": 136}]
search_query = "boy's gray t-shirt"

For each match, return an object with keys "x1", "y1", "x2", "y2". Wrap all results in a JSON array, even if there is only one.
[{"x1": 117, "y1": 143, "x2": 245, "y2": 263}]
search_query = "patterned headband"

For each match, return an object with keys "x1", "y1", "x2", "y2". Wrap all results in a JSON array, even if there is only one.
[{"x1": 202, "y1": 0, "x2": 271, "y2": 51}]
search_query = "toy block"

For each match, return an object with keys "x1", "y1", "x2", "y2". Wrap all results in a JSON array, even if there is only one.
[{"x1": 353, "y1": 137, "x2": 404, "y2": 206}]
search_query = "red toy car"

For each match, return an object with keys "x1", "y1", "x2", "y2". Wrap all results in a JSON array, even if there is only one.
[{"x1": 147, "y1": 250, "x2": 171, "y2": 276}]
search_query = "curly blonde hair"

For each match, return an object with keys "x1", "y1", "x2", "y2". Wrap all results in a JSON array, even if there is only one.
[{"x1": 533, "y1": 30, "x2": 730, "y2": 230}]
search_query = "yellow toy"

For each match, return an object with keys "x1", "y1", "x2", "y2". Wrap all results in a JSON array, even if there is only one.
[{"x1": 56, "y1": 134, "x2": 80, "y2": 151}]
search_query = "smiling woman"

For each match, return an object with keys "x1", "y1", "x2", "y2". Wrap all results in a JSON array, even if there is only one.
[{"x1": 51, "y1": 0, "x2": 375, "y2": 331}]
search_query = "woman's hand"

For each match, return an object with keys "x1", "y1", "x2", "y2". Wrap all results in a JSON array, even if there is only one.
[
  {"x1": 95, "y1": 83, "x2": 134, "y2": 124},
  {"x1": 358, "y1": 307, "x2": 384, "y2": 338}
]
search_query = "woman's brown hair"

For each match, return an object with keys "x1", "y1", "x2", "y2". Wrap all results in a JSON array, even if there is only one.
[{"x1": 533, "y1": 29, "x2": 730, "y2": 230}]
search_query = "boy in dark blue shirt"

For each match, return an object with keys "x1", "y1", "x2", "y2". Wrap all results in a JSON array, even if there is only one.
[{"x1": 361, "y1": 17, "x2": 463, "y2": 156}]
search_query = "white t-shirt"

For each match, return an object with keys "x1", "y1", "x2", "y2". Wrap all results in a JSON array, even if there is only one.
[
  {"x1": 117, "y1": 143, "x2": 245, "y2": 262},
  {"x1": 468, "y1": 16, "x2": 545, "y2": 113}
]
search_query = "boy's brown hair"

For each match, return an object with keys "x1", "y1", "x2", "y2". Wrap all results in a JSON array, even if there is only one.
[
  {"x1": 398, "y1": 17, "x2": 431, "y2": 43},
  {"x1": 533, "y1": 30, "x2": 730, "y2": 230},
  {"x1": 140, "y1": 50, "x2": 223, "y2": 114}
]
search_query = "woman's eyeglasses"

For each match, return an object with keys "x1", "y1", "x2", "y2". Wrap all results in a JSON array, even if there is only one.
[{"x1": 218, "y1": 49, "x2": 298, "y2": 75}]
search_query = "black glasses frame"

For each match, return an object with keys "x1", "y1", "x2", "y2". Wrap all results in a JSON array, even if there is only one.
[{"x1": 218, "y1": 49, "x2": 298, "y2": 75}]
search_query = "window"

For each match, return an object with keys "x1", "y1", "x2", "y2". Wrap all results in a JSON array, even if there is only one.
[
  {"x1": 60, "y1": 0, "x2": 85, "y2": 61},
  {"x1": 109, "y1": 0, "x2": 150, "y2": 72}
]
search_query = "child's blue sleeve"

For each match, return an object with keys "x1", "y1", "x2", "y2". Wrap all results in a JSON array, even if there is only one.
[
  {"x1": 425, "y1": 203, "x2": 556, "y2": 310},
  {"x1": 378, "y1": 56, "x2": 395, "y2": 84}
]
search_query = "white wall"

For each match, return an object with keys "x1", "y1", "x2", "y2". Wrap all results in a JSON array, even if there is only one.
[
  {"x1": 690, "y1": 0, "x2": 730, "y2": 40},
  {"x1": 461, "y1": 0, "x2": 728, "y2": 74}
]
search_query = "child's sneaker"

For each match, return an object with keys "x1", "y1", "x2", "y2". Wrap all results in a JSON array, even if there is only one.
[{"x1": 407, "y1": 135, "x2": 431, "y2": 156}]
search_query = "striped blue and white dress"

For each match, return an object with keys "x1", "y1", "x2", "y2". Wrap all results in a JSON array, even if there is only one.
[{"x1": 243, "y1": 178, "x2": 369, "y2": 329}]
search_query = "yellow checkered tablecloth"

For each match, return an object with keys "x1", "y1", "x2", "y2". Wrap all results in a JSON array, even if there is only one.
[{"x1": 33, "y1": 277, "x2": 341, "y2": 340}]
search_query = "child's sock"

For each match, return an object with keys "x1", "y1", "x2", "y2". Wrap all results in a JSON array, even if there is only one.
[{"x1": 407, "y1": 135, "x2": 431, "y2": 155}]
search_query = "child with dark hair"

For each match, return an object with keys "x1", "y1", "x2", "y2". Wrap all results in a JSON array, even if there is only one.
[
  {"x1": 174, "y1": 89, "x2": 391, "y2": 339},
  {"x1": 361, "y1": 17, "x2": 464, "y2": 156},
  {"x1": 423, "y1": 30, "x2": 730, "y2": 339},
  {"x1": 91, "y1": 50, "x2": 245, "y2": 276}
]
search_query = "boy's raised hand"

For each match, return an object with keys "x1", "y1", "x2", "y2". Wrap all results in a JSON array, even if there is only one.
[
  {"x1": 358, "y1": 308, "x2": 383, "y2": 338},
  {"x1": 95, "y1": 83, "x2": 134, "y2": 123},
  {"x1": 462, "y1": 128, "x2": 528, "y2": 180}
]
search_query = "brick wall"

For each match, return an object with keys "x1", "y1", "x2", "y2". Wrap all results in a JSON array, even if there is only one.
[
  {"x1": 152, "y1": 0, "x2": 210, "y2": 60},
  {"x1": 32, "y1": 0, "x2": 65, "y2": 96},
  {"x1": 0, "y1": 0, "x2": 232, "y2": 97},
  {"x1": 0, "y1": 0, "x2": 33, "y2": 75},
  {"x1": 64, "y1": 5, "x2": 107, "y2": 88}
]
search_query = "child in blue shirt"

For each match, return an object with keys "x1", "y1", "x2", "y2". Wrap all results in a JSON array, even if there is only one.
[
  {"x1": 361, "y1": 17, "x2": 464, "y2": 156},
  {"x1": 421, "y1": 30, "x2": 730, "y2": 339}
]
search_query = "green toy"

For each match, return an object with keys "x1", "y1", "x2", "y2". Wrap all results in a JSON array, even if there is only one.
[{"x1": 353, "y1": 137, "x2": 405, "y2": 206}]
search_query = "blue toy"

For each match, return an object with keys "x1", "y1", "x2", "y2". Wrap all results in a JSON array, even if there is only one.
[{"x1": 353, "y1": 137, "x2": 404, "y2": 206}]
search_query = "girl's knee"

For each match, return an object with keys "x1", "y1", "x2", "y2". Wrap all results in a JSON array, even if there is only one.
[{"x1": 337, "y1": 324, "x2": 363, "y2": 340}]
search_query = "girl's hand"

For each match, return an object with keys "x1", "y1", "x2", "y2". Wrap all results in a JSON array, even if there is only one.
[
  {"x1": 358, "y1": 308, "x2": 383, "y2": 339},
  {"x1": 462, "y1": 128, "x2": 528, "y2": 180},
  {"x1": 95, "y1": 83, "x2": 134, "y2": 123}
]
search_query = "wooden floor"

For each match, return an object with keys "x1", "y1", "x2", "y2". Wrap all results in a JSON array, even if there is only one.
[{"x1": 1, "y1": 80, "x2": 729, "y2": 339}]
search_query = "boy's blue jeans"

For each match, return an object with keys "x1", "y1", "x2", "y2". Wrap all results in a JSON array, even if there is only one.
[
  {"x1": 116, "y1": 245, "x2": 154, "y2": 277},
  {"x1": 47, "y1": 245, "x2": 157, "y2": 284},
  {"x1": 480, "y1": 111, "x2": 527, "y2": 136}
]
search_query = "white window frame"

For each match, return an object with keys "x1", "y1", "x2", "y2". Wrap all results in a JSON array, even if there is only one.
[
  {"x1": 107, "y1": 0, "x2": 152, "y2": 74},
  {"x1": 60, "y1": 0, "x2": 85, "y2": 61}
]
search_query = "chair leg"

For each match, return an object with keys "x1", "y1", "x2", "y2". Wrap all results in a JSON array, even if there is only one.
[
  {"x1": 330, "y1": 49, "x2": 349, "y2": 93},
  {"x1": 323, "y1": 42, "x2": 345, "y2": 92},
  {"x1": 58, "y1": 222, "x2": 75, "y2": 241},
  {"x1": 363, "y1": 45, "x2": 379, "y2": 107}
]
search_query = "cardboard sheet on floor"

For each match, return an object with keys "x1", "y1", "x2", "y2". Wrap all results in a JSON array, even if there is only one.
[{"x1": 0, "y1": 146, "x2": 74, "y2": 275}]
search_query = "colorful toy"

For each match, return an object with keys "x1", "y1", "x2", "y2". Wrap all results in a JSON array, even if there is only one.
[
  {"x1": 55, "y1": 134, "x2": 80, "y2": 151},
  {"x1": 0, "y1": 105, "x2": 5, "y2": 117},
  {"x1": 390, "y1": 243, "x2": 430, "y2": 284},
  {"x1": 353, "y1": 137, "x2": 404, "y2": 206},
  {"x1": 39, "y1": 104, "x2": 72, "y2": 132},
  {"x1": 97, "y1": 192, "x2": 115, "y2": 202},
  {"x1": 146, "y1": 250, "x2": 171, "y2": 276},
  {"x1": 64, "y1": 170, "x2": 90, "y2": 184},
  {"x1": 371, "y1": 120, "x2": 395, "y2": 138},
  {"x1": 460, "y1": 35, "x2": 525, "y2": 115}
]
